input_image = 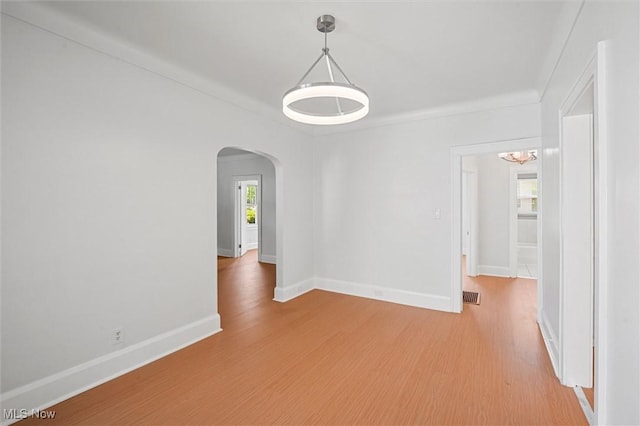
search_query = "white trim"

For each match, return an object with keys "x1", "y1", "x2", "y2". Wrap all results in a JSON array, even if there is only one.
[
  {"x1": 314, "y1": 91, "x2": 539, "y2": 137},
  {"x1": 536, "y1": 161, "x2": 545, "y2": 324},
  {"x1": 0, "y1": 4, "x2": 541, "y2": 139},
  {"x1": 273, "y1": 277, "x2": 451, "y2": 313},
  {"x1": 573, "y1": 386, "x2": 595, "y2": 425},
  {"x1": 217, "y1": 248, "x2": 234, "y2": 257},
  {"x1": 259, "y1": 254, "x2": 277, "y2": 264},
  {"x1": 510, "y1": 164, "x2": 538, "y2": 278},
  {"x1": 1, "y1": 315, "x2": 221, "y2": 425},
  {"x1": 272, "y1": 279, "x2": 315, "y2": 303},
  {"x1": 477, "y1": 265, "x2": 511, "y2": 278},
  {"x1": 315, "y1": 278, "x2": 451, "y2": 313},
  {"x1": 0, "y1": 3, "x2": 310, "y2": 137},
  {"x1": 558, "y1": 111, "x2": 593, "y2": 387},
  {"x1": 593, "y1": 42, "x2": 609, "y2": 426},
  {"x1": 462, "y1": 170, "x2": 479, "y2": 277},
  {"x1": 539, "y1": 312, "x2": 560, "y2": 377},
  {"x1": 232, "y1": 175, "x2": 262, "y2": 258},
  {"x1": 509, "y1": 166, "x2": 519, "y2": 278},
  {"x1": 537, "y1": 1, "x2": 586, "y2": 100},
  {"x1": 556, "y1": 43, "x2": 609, "y2": 423},
  {"x1": 245, "y1": 242, "x2": 258, "y2": 250},
  {"x1": 451, "y1": 137, "x2": 542, "y2": 313}
]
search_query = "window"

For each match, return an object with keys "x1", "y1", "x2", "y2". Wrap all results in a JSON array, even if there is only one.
[
  {"x1": 517, "y1": 173, "x2": 537, "y2": 218},
  {"x1": 246, "y1": 184, "x2": 257, "y2": 224}
]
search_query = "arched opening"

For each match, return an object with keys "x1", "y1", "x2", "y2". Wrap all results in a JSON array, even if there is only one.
[{"x1": 216, "y1": 147, "x2": 283, "y2": 329}]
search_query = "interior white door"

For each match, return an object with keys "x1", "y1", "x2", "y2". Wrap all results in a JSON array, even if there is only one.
[
  {"x1": 240, "y1": 182, "x2": 248, "y2": 257},
  {"x1": 561, "y1": 113, "x2": 594, "y2": 387}
]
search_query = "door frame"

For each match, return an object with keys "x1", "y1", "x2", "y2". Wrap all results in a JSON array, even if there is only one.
[
  {"x1": 557, "y1": 42, "x2": 609, "y2": 424},
  {"x1": 450, "y1": 137, "x2": 542, "y2": 313},
  {"x1": 509, "y1": 164, "x2": 538, "y2": 278},
  {"x1": 232, "y1": 174, "x2": 262, "y2": 259},
  {"x1": 462, "y1": 169, "x2": 479, "y2": 277}
]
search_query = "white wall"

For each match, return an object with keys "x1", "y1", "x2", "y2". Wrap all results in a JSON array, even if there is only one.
[
  {"x1": 472, "y1": 154, "x2": 538, "y2": 276},
  {"x1": 313, "y1": 102, "x2": 540, "y2": 309},
  {"x1": 4, "y1": 1, "x2": 638, "y2": 423},
  {"x1": 461, "y1": 156, "x2": 478, "y2": 265},
  {"x1": 517, "y1": 219, "x2": 537, "y2": 245},
  {"x1": 1, "y1": 12, "x2": 314, "y2": 411},
  {"x1": 476, "y1": 154, "x2": 512, "y2": 276},
  {"x1": 539, "y1": 0, "x2": 639, "y2": 423},
  {"x1": 217, "y1": 154, "x2": 276, "y2": 261}
]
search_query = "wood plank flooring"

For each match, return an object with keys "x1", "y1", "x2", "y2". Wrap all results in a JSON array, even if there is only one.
[{"x1": 22, "y1": 250, "x2": 586, "y2": 425}]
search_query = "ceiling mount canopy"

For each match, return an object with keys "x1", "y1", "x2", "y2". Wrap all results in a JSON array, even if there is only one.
[
  {"x1": 282, "y1": 15, "x2": 369, "y2": 125},
  {"x1": 498, "y1": 150, "x2": 538, "y2": 165}
]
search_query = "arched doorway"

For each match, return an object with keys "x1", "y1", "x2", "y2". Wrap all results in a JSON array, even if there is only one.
[{"x1": 216, "y1": 147, "x2": 282, "y2": 327}]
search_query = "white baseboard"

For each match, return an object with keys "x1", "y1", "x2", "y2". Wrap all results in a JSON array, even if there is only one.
[
  {"x1": 273, "y1": 278, "x2": 314, "y2": 302},
  {"x1": 259, "y1": 254, "x2": 276, "y2": 264},
  {"x1": 573, "y1": 386, "x2": 594, "y2": 425},
  {"x1": 273, "y1": 277, "x2": 451, "y2": 313},
  {"x1": 1, "y1": 315, "x2": 221, "y2": 425},
  {"x1": 539, "y1": 312, "x2": 560, "y2": 377},
  {"x1": 245, "y1": 242, "x2": 258, "y2": 250},
  {"x1": 315, "y1": 277, "x2": 452, "y2": 312},
  {"x1": 477, "y1": 265, "x2": 512, "y2": 278},
  {"x1": 217, "y1": 248, "x2": 234, "y2": 257}
]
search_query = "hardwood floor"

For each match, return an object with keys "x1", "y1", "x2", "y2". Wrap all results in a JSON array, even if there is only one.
[{"x1": 22, "y1": 250, "x2": 586, "y2": 425}]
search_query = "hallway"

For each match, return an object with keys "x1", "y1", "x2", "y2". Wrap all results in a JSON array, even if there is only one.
[{"x1": 23, "y1": 251, "x2": 586, "y2": 425}]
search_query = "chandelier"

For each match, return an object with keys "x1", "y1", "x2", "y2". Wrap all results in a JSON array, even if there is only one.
[
  {"x1": 282, "y1": 15, "x2": 369, "y2": 125},
  {"x1": 498, "y1": 150, "x2": 537, "y2": 165}
]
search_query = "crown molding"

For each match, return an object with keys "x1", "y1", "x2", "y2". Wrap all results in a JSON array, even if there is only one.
[
  {"x1": 537, "y1": 0, "x2": 585, "y2": 100},
  {"x1": 2, "y1": 2, "x2": 544, "y2": 140},
  {"x1": 1, "y1": 2, "x2": 314, "y2": 137},
  {"x1": 311, "y1": 90, "x2": 541, "y2": 136}
]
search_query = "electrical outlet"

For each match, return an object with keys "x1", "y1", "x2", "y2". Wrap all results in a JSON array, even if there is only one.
[{"x1": 112, "y1": 328, "x2": 124, "y2": 345}]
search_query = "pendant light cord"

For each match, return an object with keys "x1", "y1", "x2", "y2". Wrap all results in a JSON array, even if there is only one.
[{"x1": 293, "y1": 17, "x2": 355, "y2": 89}]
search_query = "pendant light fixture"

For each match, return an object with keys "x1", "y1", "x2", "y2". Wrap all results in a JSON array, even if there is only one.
[
  {"x1": 498, "y1": 150, "x2": 538, "y2": 165},
  {"x1": 283, "y1": 15, "x2": 369, "y2": 125}
]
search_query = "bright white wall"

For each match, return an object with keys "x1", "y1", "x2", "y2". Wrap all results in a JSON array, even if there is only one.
[
  {"x1": 517, "y1": 219, "x2": 537, "y2": 245},
  {"x1": 539, "y1": 0, "x2": 639, "y2": 423},
  {"x1": 1, "y1": 13, "x2": 313, "y2": 401},
  {"x1": 217, "y1": 154, "x2": 276, "y2": 259},
  {"x1": 476, "y1": 153, "x2": 512, "y2": 275},
  {"x1": 474, "y1": 154, "x2": 538, "y2": 275},
  {"x1": 313, "y1": 103, "x2": 540, "y2": 305},
  {"x1": 461, "y1": 156, "x2": 478, "y2": 260}
]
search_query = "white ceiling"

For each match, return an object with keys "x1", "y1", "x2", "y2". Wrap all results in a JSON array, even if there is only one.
[{"x1": 32, "y1": 1, "x2": 579, "y2": 128}]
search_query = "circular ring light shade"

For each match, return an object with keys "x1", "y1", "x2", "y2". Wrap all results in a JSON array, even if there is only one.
[
  {"x1": 283, "y1": 82, "x2": 369, "y2": 125},
  {"x1": 498, "y1": 150, "x2": 538, "y2": 164}
]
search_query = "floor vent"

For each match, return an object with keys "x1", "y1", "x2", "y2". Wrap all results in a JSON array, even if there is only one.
[{"x1": 463, "y1": 291, "x2": 481, "y2": 305}]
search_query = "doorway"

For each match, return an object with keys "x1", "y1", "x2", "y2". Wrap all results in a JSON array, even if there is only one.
[
  {"x1": 557, "y1": 43, "x2": 609, "y2": 425},
  {"x1": 216, "y1": 146, "x2": 283, "y2": 301},
  {"x1": 561, "y1": 89, "x2": 595, "y2": 413},
  {"x1": 512, "y1": 166, "x2": 539, "y2": 279},
  {"x1": 234, "y1": 176, "x2": 261, "y2": 258},
  {"x1": 460, "y1": 151, "x2": 539, "y2": 297},
  {"x1": 558, "y1": 64, "x2": 602, "y2": 425},
  {"x1": 451, "y1": 137, "x2": 542, "y2": 313}
]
